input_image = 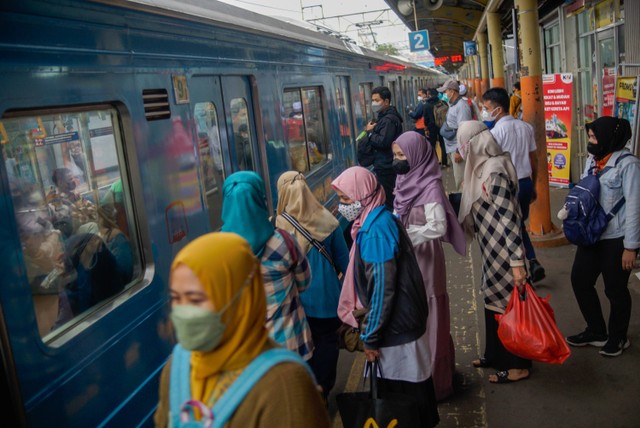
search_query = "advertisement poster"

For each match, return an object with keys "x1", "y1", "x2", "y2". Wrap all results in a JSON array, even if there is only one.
[
  {"x1": 543, "y1": 73, "x2": 573, "y2": 187},
  {"x1": 614, "y1": 76, "x2": 638, "y2": 153}
]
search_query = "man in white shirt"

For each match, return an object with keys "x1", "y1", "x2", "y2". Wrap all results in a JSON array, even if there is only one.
[{"x1": 482, "y1": 87, "x2": 546, "y2": 282}]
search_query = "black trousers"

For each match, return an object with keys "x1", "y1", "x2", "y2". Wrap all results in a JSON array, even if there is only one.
[
  {"x1": 307, "y1": 317, "x2": 341, "y2": 397},
  {"x1": 484, "y1": 308, "x2": 532, "y2": 370},
  {"x1": 570, "y1": 237, "x2": 632, "y2": 340}
]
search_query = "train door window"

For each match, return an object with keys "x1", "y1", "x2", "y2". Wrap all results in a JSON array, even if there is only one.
[
  {"x1": 358, "y1": 83, "x2": 373, "y2": 122},
  {"x1": 230, "y1": 98, "x2": 254, "y2": 171},
  {"x1": 194, "y1": 102, "x2": 225, "y2": 229},
  {"x1": 336, "y1": 78, "x2": 355, "y2": 149},
  {"x1": 283, "y1": 87, "x2": 329, "y2": 173},
  {"x1": 2, "y1": 107, "x2": 141, "y2": 341}
]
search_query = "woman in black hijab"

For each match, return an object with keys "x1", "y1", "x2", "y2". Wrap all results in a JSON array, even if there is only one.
[{"x1": 565, "y1": 116, "x2": 640, "y2": 357}]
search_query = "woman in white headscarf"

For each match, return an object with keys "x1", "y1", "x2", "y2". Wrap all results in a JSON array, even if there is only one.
[{"x1": 456, "y1": 120, "x2": 531, "y2": 384}]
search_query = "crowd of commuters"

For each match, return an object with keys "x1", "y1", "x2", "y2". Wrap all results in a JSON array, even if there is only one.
[{"x1": 154, "y1": 82, "x2": 639, "y2": 427}]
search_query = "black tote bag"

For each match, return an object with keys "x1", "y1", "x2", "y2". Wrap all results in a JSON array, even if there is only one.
[{"x1": 336, "y1": 361, "x2": 424, "y2": 428}]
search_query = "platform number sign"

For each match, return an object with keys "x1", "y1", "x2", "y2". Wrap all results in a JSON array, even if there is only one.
[{"x1": 409, "y1": 30, "x2": 430, "y2": 52}]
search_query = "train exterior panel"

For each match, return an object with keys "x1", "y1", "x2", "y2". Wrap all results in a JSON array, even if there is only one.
[{"x1": 0, "y1": 0, "x2": 447, "y2": 426}]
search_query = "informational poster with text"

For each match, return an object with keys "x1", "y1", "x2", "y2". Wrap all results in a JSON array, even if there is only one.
[{"x1": 543, "y1": 73, "x2": 573, "y2": 187}]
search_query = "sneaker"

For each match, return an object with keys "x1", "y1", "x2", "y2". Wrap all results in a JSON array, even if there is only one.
[
  {"x1": 529, "y1": 259, "x2": 546, "y2": 282},
  {"x1": 566, "y1": 330, "x2": 608, "y2": 347},
  {"x1": 599, "y1": 338, "x2": 630, "y2": 357}
]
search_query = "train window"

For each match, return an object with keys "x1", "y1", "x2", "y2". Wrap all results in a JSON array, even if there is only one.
[
  {"x1": 359, "y1": 83, "x2": 373, "y2": 121},
  {"x1": 230, "y1": 98, "x2": 254, "y2": 171},
  {"x1": 336, "y1": 78, "x2": 354, "y2": 150},
  {"x1": 194, "y1": 102, "x2": 224, "y2": 229},
  {"x1": 283, "y1": 87, "x2": 330, "y2": 173},
  {"x1": 2, "y1": 108, "x2": 141, "y2": 341}
]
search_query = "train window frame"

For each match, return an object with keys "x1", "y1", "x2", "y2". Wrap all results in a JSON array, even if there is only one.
[
  {"x1": 359, "y1": 83, "x2": 374, "y2": 122},
  {"x1": 282, "y1": 87, "x2": 331, "y2": 173},
  {"x1": 229, "y1": 97, "x2": 255, "y2": 171},
  {"x1": 1, "y1": 104, "x2": 146, "y2": 346},
  {"x1": 194, "y1": 101, "x2": 225, "y2": 230}
]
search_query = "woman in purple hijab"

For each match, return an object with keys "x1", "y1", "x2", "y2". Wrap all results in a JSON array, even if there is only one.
[{"x1": 392, "y1": 131, "x2": 467, "y2": 401}]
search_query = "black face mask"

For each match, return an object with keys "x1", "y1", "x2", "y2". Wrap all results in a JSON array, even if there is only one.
[
  {"x1": 392, "y1": 159, "x2": 410, "y2": 175},
  {"x1": 587, "y1": 142, "x2": 607, "y2": 159}
]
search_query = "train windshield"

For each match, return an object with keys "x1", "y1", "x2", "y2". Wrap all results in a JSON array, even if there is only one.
[{"x1": 1, "y1": 107, "x2": 141, "y2": 342}]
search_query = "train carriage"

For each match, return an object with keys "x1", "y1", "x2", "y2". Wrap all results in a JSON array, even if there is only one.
[{"x1": 0, "y1": 0, "x2": 446, "y2": 426}]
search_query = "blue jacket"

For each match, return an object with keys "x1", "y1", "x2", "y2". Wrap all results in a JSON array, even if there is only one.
[
  {"x1": 584, "y1": 149, "x2": 640, "y2": 249},
  {"x1": 353, "y1": 206, "x2": 427, "y2": 349},
  {"x1": 299, "y1": 227, "x2": 350, "y2": 318}
]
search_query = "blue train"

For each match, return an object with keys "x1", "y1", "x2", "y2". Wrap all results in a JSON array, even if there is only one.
[{"x1": 0, "y1": 0, "x2": 447, "y2": 426}]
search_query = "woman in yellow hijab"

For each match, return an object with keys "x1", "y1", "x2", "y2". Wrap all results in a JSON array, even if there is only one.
[
  {"x1": 154, "y1": 232, "x2": 329, "y2": 428},
  {"x1": 276, "y1": 171, "x2": 349, "y2": 400}
]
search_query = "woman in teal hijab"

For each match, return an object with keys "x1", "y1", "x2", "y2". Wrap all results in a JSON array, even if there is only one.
[
  {"x1": 221, "y1": 171, "x2": 314, "y2": 360},
  {"x1": 221, "y1": 172, "x2": 274, "y2": 256}
]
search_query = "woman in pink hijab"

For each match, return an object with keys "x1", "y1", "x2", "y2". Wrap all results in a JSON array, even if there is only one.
[
  {"x1": 392, "y1": 131, "x2": 466, "y2": 401},
  {"x1": 332, "y1": 166, "x2": 439, "y2": 427}
]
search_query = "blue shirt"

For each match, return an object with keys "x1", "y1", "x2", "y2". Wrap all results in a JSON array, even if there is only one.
[{"x1": 299, "y1": 227, "x2": 350, "y2": 318}]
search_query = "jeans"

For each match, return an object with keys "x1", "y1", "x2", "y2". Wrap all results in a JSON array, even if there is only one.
[{"x1": 570, "y1": 238, "x2": 632, "y2": 340}]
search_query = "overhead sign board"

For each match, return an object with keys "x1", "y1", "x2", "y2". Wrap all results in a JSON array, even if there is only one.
[{"x1": 409, "y1": 30, "x2": 430, "y2": 52}]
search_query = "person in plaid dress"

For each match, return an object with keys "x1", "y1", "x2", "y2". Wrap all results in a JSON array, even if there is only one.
[
  {"x1": 221, "y1": 171, "x2": 313, "y2": 361},
  {"x1": 456, "y1": 121, "x2": 531, "y2": 384}
]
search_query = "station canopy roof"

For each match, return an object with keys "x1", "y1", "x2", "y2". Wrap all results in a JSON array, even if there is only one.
[{"x1": 384, "y1": 0, "x2": 567, "y2": 73}]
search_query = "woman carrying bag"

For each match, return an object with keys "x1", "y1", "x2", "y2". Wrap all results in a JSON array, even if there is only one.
[
  {"x1": 455, "y1": 121, "x2": 531, "y2": 384},
  {"x1": 565, "y1": 117, "x2": 640, "y2": 357},
  {"x1": 276, "y1": 171, "x2": 350, "y2": 400}
]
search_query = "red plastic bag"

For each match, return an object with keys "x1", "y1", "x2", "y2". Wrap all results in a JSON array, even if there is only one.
[{"x1": 496, "y1": 282, "x2": 571, "y2": 364}]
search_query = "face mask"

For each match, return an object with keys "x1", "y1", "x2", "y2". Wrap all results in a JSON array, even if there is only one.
[
  {"x1": 170, "y1": 274, "x2": 250, "y2": 352},
  {"x1": 392, "y1": 159, "x2": 410, "y2": 175},
  {"x1": 417, "y1": 96, "x2": 423, "y2": 102},
  {"x1": 481, "y1": 108, "x2": 497, "y2": 129},
  {"x1": 441, "y1": 93, "x2": 449, "y2": 103},
  {"x1": 587, "y1": 142, "x2": 607, "y2": 158},
  {"x1": 371, "y1": 101, "x2": 382, "y2": 113},
  {"x1": 338, "y1": 200, "x2": 364, "y2": 222}
]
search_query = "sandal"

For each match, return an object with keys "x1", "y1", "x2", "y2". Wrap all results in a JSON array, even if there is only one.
[
  {"x1": 489, "y1": 370, "x2": 530, "y2": 384},
  {"x1": 472, "y1": 358, "x2": 492, "y2": 368}
]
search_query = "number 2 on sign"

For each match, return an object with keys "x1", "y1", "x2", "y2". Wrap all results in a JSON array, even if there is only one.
[
  {"x1": 363, "y1": 418, "x2": 398, "y2": 428},
  {"x1": 413, "y1": 33, "x2": 425, "y2": 49}
]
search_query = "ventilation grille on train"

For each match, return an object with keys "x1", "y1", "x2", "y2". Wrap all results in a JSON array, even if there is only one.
[{"x1": 142, "y1": 89, "x2": 171, "y2": 121}]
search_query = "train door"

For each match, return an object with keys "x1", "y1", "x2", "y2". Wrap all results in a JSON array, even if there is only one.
[
  {"x1": 337, "y1": 76, "x2": 356, "y2": 167},
  {"x1": 221, "y1": 76, "x2": 260, "y2": 174},
  {"x1": 189, "y1": 76, "x2": 228, "y2": 230}
]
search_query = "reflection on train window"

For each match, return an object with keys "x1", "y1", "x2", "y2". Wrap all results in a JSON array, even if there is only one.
[
  {"x1": 336, "y1": 79, "x2": 354, "y2": 150},
  {"x1": 194, "y1": 102, "x2": 225, "y2": 230},
  {"x1": 230, "y1": 98, "x2": 254, "y2": 171},
  {"x1": 283, "y1": 87, "x2": 330, "y2": 172},
  {"x1": 1, "y1": 108, "x2": 141, "y2": 342},
  {"x1": 359, "y1": 83, "x2": 373, "y2": 121}
]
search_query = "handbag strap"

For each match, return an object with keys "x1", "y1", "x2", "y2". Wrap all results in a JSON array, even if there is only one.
[
  {"x1": 364, "y1": 360, "x2": 384, "y2": 400},
  {"x1": 281, "y1": 211, "x2": 339, "y2": 274}
]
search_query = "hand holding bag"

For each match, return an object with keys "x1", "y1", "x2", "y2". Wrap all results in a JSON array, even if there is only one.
[
  {"x1": 496, "y1": 282, "x2": 571, "y2": 364},
  {"x1": 336, "y1": 361, "x2": 424, "y2": 428}
]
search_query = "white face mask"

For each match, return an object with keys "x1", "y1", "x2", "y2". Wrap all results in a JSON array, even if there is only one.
[
  {"x1": 338, "y1": 200, "x2": 363, "y2": 222},
  {"x1": 371, "y1": 101, "x2": 382, "y2": 113},
  {"x1": 481, "y1": 107, "x2": 499, "y2": 121},
  {"x1": 417, "y1": 96, "x2": 423, "y2": 102}
]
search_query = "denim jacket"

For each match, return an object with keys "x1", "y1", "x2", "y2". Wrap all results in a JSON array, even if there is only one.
[{"x1": 583, "y1": 149, "x2": 640, "y2": 249}]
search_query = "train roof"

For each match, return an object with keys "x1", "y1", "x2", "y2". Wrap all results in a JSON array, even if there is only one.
[{"x1": 96, "y1": 0, "x2": 445, "y2": 75}]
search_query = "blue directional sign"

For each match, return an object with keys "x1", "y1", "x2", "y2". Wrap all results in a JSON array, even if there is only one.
[{"x1": 409, "y1": 30, "x2": 430, "y2": 52}]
